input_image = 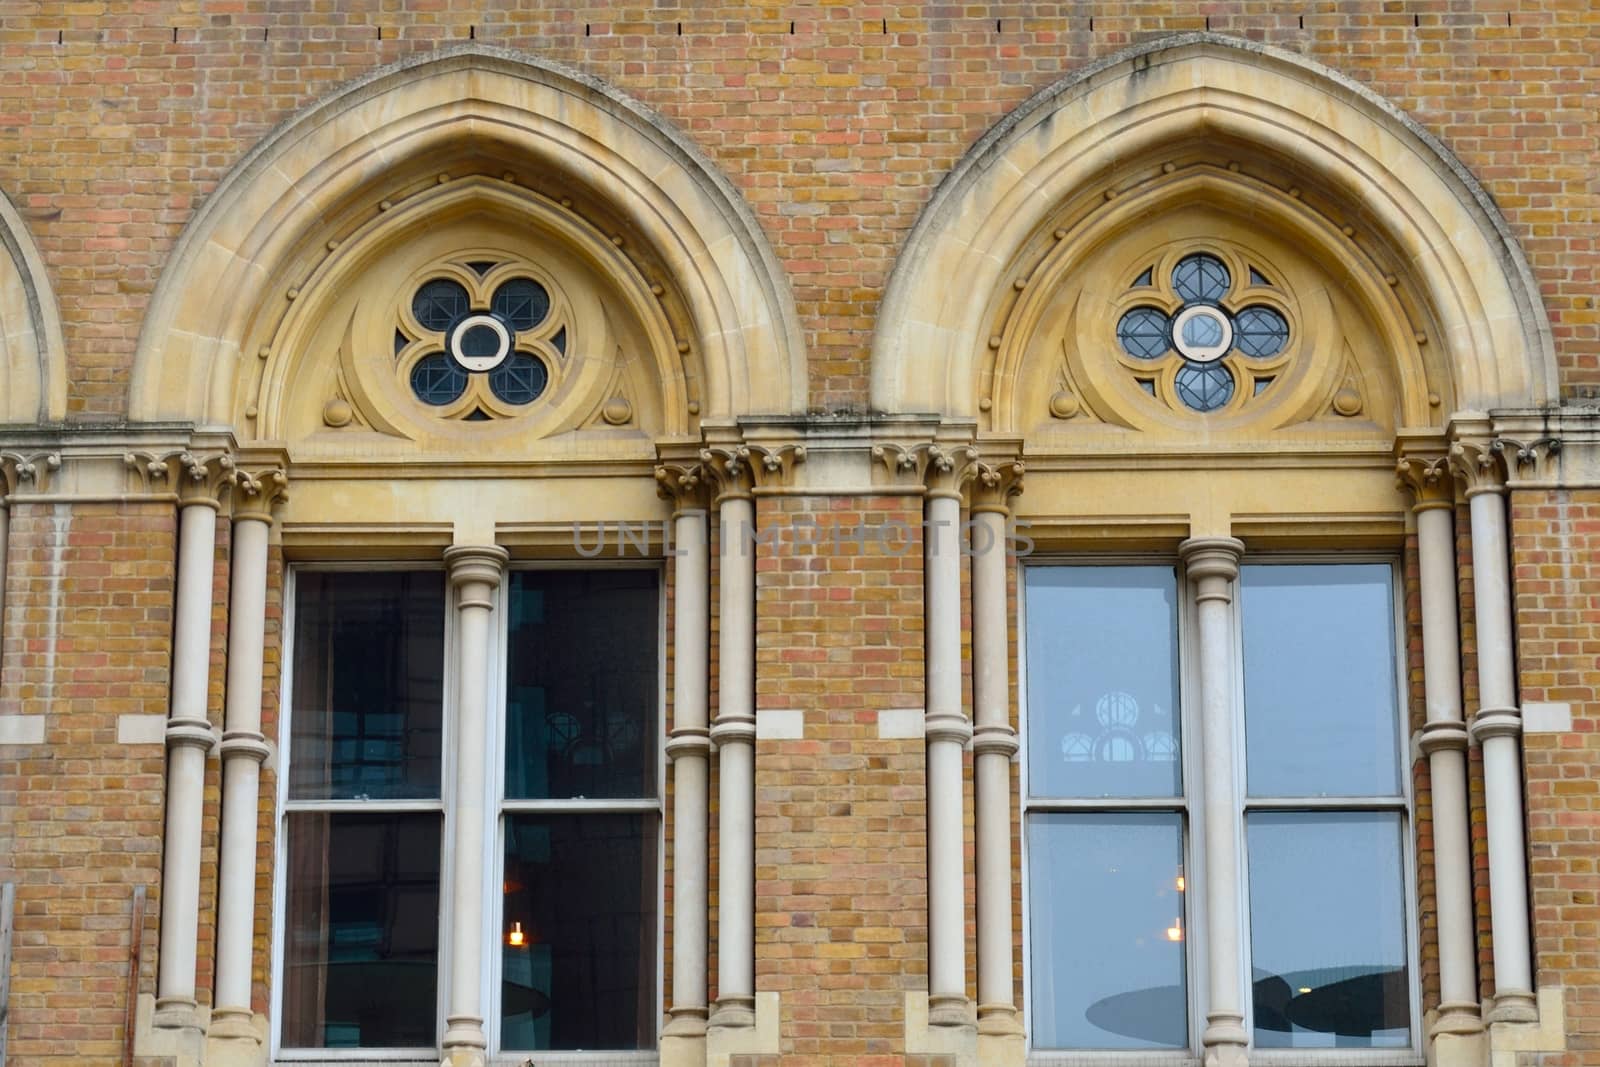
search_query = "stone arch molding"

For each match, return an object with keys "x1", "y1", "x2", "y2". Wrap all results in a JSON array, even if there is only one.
[
  {"x1": 130, "y1": 44, "x2": 807, "y2": 433},
  {"x1": 871, "y1": 34, "x2": 1558, "y2": 426},
  {"x1": 0, "y1": 188, "x2": 67, "y2": 423}
]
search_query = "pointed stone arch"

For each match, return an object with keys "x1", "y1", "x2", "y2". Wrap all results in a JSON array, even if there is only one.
[
  {"x1": 871, "y1": 33, "x2": 1557, "y2": 424},
  {"x1": 0, "y1": 188, "x2": 66, "y2": 423},
  {"x1": 129, "y1": 44, "x2": 806, "y2": 430}
]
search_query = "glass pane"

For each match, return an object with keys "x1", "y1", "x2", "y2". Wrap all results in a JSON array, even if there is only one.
[
  {"x1": 492, "y1": 276, "x2": 551, "y2": 331},
  {"x1": 282, "y1": 812, "x2": 441, "y2": 1049},
  {"x1": 410, "y1": 352, "x2": 468, "y2": 406},
  {"x1": 488, "y1": 352, "x2": 549, "y2": 405},
  {"x1": 1173, "y1": 252, "x2": 1231, "y2": 303},
  {"x1": 290, "y1": 571, "x2": 445, "y2": 800},
  {"x1": 1174, "y1": 362, "x2": 1234, "y2": 412},
  {"x1": 1116, "y1": 306, "x2": 1171, "y2": 359},
  {"x1": 1025, "y1": 567, "x2": 1182, "y2": 799},
  {"x1": 411, "y1": 278, "x2": 470, "y2": 332},
  {"x1": 501, "y1": 813, "x2": 659, "y2": 1051},
  {"x1": 1241, "y1": 564, "x2": 1401, "y2": 797},
  {"x1": 1027, "y1": 813, "x2": 1188, "y2": 1050},
  {"x1": 505, "y1": 570, "x2": 659, "y2": 800},
  {"x1": 1248, "y1": 812, "x2": 1410, "y2": 1048}
]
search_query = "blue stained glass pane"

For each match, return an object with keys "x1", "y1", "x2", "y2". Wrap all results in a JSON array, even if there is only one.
[
  {"x1": 1172, "y1": 254, "x2": 1231, "y2": 303},
  {"x1": 1175, "y1": 363, "x2": 1234, "y2": 412},
  {"x1": 410, "y1": 353, "x2": 467, "y2": 406},
  {"x1": 1132, "y1": 267, "x2": 1154, "y2": 287},
  {"x1": 492, "y1": 278, "x2": 551, "y2": 332},
  {"x1": 1117, "y1": 307, "x2": 1171, "y2": 359},
  {"x1": 489, "y1": 353, "x2": 549, "y2": 406},
  {"x1": 411, "y1": 279, "x2": 470, "y2": 333},
  {"x1": 551, "y1": 326, "x2": 567, "y2": 355},
  {"x1": 1236, "y1": 306, "x2": 1290, "y2": 358},
  {"x1": 1249, "y1": 267, "x2": 1273, "y2": 287}
]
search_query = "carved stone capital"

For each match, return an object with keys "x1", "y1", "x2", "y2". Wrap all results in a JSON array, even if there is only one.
[
  {"x1": 444, "y1": 544, "x2": 509, "y2": 608},
  {"x1": 1394, "y1": 454, "x2": 1455, "y2": 511},
  {"x1": 699, "y1": 443, "x2": 806, "y2": 501},
  {"x1": 0, "y1": 449, "x2": 61, "y2": 500},
  {"x1": 1493, "y1": 435, "x2": 1562, "y2": 484},
  {"x1": 1448, "y1": 439, "x2": 1507, "y2": 497},
  {"x1": 654, "y1": 460, "x2": 709, "y2": 512},
  {"x1": 873, "y1": 442, "x2": 980, "y2": 499},
  {"x1": 230, "y1": 467, "x2": 288, "y2": 524},
  {"x1": 965, "y1": 458, "x2": 1025, "y2": 513},
  {"x1": 1179, "y1": 536, "x2": 1244, "y2": 586},
  {"x1": 126, "y1": 450, "x2": 237, "y2": 507}
]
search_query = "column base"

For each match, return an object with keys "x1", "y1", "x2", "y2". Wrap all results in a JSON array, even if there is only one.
[
  {"x1": 205, "y1": 1008, "x2": 268, "y2": 1067},
  {"x1": 440, "y1": 1014, "x2": 487, "y2": 1067},
  {"x1": 661, "y1": 1010, "x2": 708, "y2": 1067},
  {"x1": 1202, "y1": 1011, "x2": 1249, "y2": 1067},
  {"x1": 663, "y1": 1005, "x2": 709, "y2": 1037},
  {"x1": 708, "y1": 994, "x2": 755, "y2": 1030},
  {"x1": 905, "y1": 992, "x2": 977, "y2": 1066},
  {"x1": 707, "y1": 991, "x2": 780, "y2": 1067},
  {"x1": 134, "y1": 993, "x2": 208, "y2": 1067},
  {"x1": 1486, "y1": 989, "x2": 1538, "y2": 1023},
  {"x1": 1429, "y1": 1000, "x2": 1485, "y2": 1037},
  {"x1": 977, "y1": 1005, "x2": 1025, "y2": 1067},
  {"x1": 928, "y1": 992, "x2": 972, "y2": 1028},
  {"x1": 152, "y1": 995, "x2": 205, "y2": 1034},
  {"x1": 977, "y1": 1002, "x2": 1024, "y2": 1036}
]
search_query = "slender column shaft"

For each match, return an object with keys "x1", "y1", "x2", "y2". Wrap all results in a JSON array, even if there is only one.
[
  {"x1": 711, "y1": 495, "x2": 756, "y2": 1028},
  {"x1": 441, "y1": 545, "x2": 509, "y2": 1061},
  {"x1": 970, "y1": 507, "x2": 1019, "y2": 1032},
  {"x1": 666, "y1": 508, "x2": 711, "y2": 1033},
  {"x1": 1414, "y1": 504, "x2": 1482, "y2": 1034},
  {"x1": 156, "y1": 501, "x2": 220, "y2": 1024},
  {"x1": 212, "y1": 515, "x2": 273, "y2": 1035},
  {"x1": 1181, "y1": 538, "x2": 1248, "y2": 1067},
  {"x1": 1466, "y1": 488, "x2": 1536, "y2": 1022},
  {"x1": 925, "y1": 491, "x2": 971, "y2": 1026},
  {"x1": 0, "y1": 504, "x2": 10, "y2": 654}
]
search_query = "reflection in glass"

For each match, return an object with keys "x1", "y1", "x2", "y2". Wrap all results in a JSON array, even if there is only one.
[
  {"x1": 1027, "y1": 813, "x2": 1188, "y2": 1049},
  {"x1": 1025, "y1": 567, "x2": 1181, "y2": 798},
  {"x1": 1241, "y1": 565, "x2": 1401, "y2": 797},
  {"x1": 282, "y1": 812, "x2": 441, "y2": 1048},
  {"x1": 501, "y1": 814, "x2": 659, "y2": 1051},
  {"x1": 1248, "y1": 812, "x2": 1410, "y2": 1048},
  {"x1": 290, "y1": 571, "x2": 445, "y2": 800},
  {"x1": 504, "y1": 570, "x2": 659, "y2": 799}
]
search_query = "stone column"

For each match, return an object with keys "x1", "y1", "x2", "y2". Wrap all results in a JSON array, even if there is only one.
[
  {"x1": 656, "y1": 460, "x2": 712, "y2": 1045},
  {"x1": 968, "y1": 460, "x2": 1024, "y2": 1041},
  {"x1": 155, "y1": 453, "x2": 234, "y2": 1032},
  {"x1": 440, "y1": 544, "x2": 510, "y2": 1065},
  {"x1": 1396, "y1": 454, "x2": 1482, "y2": 1037},
  {"x1": 210, "y1": 469, "x2": 287, "y2": 1050},
  {"x1": 1179, "y1": 537, "x2": 1248, "y2": 1067},
  {"x1": 705, "y1": 447, "x2": 758, "y2": 1029},
  {"x1": 1450, "y1": 440, "x2": 1536, "y2": 1023}
]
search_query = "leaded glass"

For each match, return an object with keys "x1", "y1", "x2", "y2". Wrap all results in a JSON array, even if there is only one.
[
  {"x1": 1172, "y1": 253, "x2": 1230, "y2": 303},
  {"x1": 457, "y1": 322, "x2": 504, "y2": 362},
  {"x1": 1174, "y1": 363, "x2": 1234, "y2": 412},
  {"x1": 1235, "y1": 306, "x2": 1290, "y2": 358},
  {"x1": 1117, "y1": 307, "x2": 1170, "y2": 359},
  {"x1": 410, "y1": 353, "x2": 467, "y2": 406},
  {"x1": 411, "y1": 279, "x2": 470, "y2": 333},
  {"x1": 489, "y1": 353, "x2": 549, "y2": 406},
  {"x1": 1180, "y1": 311, "x2": 1225, "y2": 349},
  {"x1": 492, "y1": 277, "x2": 551, "y2": 332}
]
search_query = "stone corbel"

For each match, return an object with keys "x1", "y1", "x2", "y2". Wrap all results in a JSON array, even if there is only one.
[
  {"x1": 699, "y1": 441, "x2": 807, "y2": 501},
  {"x1": 873, "y1": 441, "x2": 981, "y2": 497},
  {"x1": 1492, "y1": 435, "x2": 1562, "y2": 486},
  {"x1": 0, "y1": 449, "x2": 61, "y2": 500}
]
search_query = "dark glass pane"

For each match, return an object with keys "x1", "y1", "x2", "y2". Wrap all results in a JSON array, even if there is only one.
[
  {"x1": 1248, "y1": 812, "x2": 1410, "y2": 1048},
  {"x1": 410, "y1": 353, "x2": 468, "y2": 406},
  {"x1": 1027, "y1": 813, "x2": 1188, "y2": 1050},
  {"x1": 1180, "y1": 311, "x2": 1225, "y2": 348},
  {"x1": 551, "y1": 325, "x2": 567, "y2": 354},
  {"x1": 393, "y1": 329, "x2": 408, "y2": 356},
  {"x1": 492, "y1": 277, "x2": 551, "y2": 332},
  {"x1": 488, "y1": 353, "x2": 549, "y2": 406},
  {"x1": 466, "y1": 260, "x2": 499, "y2": 277},
  {"x1": 1025, "y1": 567, "x2": 1181, "y2": 799},
  {"x1": 457, "y1": 322, "x2": 504, "y2": 361},
  {"x1": 505, "y1": 570, "x2": 659, "y2": 800},
  {"x1": 282, "y1": 812, "x2": 441, "y2": 1049},
  {"x1": 1242, "y1": 564, "x2": 1401, "y2": 797},
  {"x1": 1175, "y1": 362, "x2": 1234, "y2": 412},
  {"x1": 1249, "y1": 267, "x2": 1272, "y2": 287},
  {"x1": 411, "y1": 278, "x2": 470, "y2": 332},
  {"x1": 290, "y1": 571, "x2": 445, "y2": 800},
  {"x1": 501, "y1": 813, "x2": 658, "y2": 1051},
  {"x1": 464, "y1": 407, "x2": 492, "y2": 422},
  {"x1": 1236, "y1": 305, "x2": 1290, "y2": 358},
  {"x1": 1172, "y1": 253, "x2": 1231, "y2": 303},
  {"x1": 1132, "y1": 267, "x2": 1154, "y2": 287},
  {"x1": 1117, "y1": 307, "x2": 1171, "y2": 360}
]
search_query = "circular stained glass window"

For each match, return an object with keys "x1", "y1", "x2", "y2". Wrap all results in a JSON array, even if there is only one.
[
  {"x1": 1174, "y1": 363, "x2": 1235, "y2": 413},
  {"x1": 410, "y1": 353, "x2": 468, "y2": 406},
  {"x1": 492, "y1": 277, "x2": 551, "y2": 332},
  {"x1": 412, "y1": 278, "x2": 470, "y2": 332},
  {"x1": 1117, "y1": 307, "x2": 1171, "y2": 359},
  {"x1": 1172, "y1": 254, "x2": 1230, "y2": 304},
  {"x1": 488, "y1": 352, "x2": 549, "y2": 406},
  {"x1": 1234, "y1": 305, "x2": 1290, "y2": 358}
]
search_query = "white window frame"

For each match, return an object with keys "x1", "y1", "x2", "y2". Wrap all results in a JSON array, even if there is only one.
[
  {"x1": 1019, "y1": 555, "x2": 1422, "y2": 1067},
  {"x1": 270, "y1": 560, "x2": 665, "y2": 1065}
]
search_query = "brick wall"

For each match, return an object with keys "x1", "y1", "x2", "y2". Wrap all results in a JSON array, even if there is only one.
[
  {"x1": 1, "y1": 1, "x2": 1597, "y2": 415},
  {"x1": 1513, "y1": 488, "x2": 1600, "y2": 1066},
  {"x1": 0, "y1": 502, "x2": 175, "y2": 1064}
]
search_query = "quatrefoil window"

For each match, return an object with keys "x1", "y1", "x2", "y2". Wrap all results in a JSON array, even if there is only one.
[
  {"x1": 397, "y1": 263, "x2": 569, "y2": 419},
  {"x1": 1114, "y1": 253, "x2": 1292, "y2": 414}
]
